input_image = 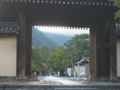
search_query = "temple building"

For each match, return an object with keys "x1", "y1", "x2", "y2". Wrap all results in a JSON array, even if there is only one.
[{"x1": 0, "y1": 0, "x2": 119, "y2": 82}]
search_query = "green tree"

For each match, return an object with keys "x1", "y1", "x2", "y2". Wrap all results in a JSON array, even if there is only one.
[
  {"x1": 72, "y1": 34, "x2": 90, "y2": 58},
  {"x1": 32, "y1": 46, "x2": 54, "y2": 74},
  {"x1": 48, "y1": 46, "x2": 70, "y2": 76},
  {"x1": 39, "y1": 45, "x2": 50, "y2": 72},
  {"x1": 109, "y1": 0, "x2": 120, "y2": 18},
  {"x1": 32, "y1": 46, "x2": 41, "y2": 74},
  {"x1": 63, "y1": 34, "x2": 90, "y2": 75},
  {"x1": 64, "y1": 34, "x2": 90, "y2": 61}
]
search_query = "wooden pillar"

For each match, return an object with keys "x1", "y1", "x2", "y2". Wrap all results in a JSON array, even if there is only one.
[
  {"x1": 25, "y1": 23, "x2": 32, "y2": 76},
  {"x1": 25, "y1": 24, "x2": 38, "y2": 81},
  {"x1": 99, "y1": 20, "x2": 110, "y2": 81},
  {"x1": 18, "y1": 12, "x2": 26, "y2": 77},
  {"x1": 109, "y1": 17, "x2": 118, "y2": 82},
  {"x1": 89, "y1": 27, "x2": 99, "y2": 81},
  {"x1": 96, "y1": 25, "x2": 102, "y2": 78}
]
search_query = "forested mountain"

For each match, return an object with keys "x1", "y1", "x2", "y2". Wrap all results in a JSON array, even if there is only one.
[
  {"x1": 43, "y1": 32, "x2": 71, "y2": 45},
  {"x1": 32, "y1": 28, "x2": 72, "y2": 47},
  {"x1": 32, "y1": 28, "x2": 59, "y2": 47}
]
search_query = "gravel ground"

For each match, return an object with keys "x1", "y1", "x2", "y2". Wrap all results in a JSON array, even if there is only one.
[{"x1": 39, "y1": 80, "x2": 63, "y2": 85}]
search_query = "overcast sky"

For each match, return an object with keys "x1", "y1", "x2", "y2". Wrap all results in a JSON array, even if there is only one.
[{"x1": 37, "y1": 26, "x2": 90, "y2": 36}]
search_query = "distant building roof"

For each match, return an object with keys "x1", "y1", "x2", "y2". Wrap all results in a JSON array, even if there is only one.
[
  {"x1": 74, "y1": 57, "x2": 89, "y2": 65},
  {"x1": 0, "y1": 22, "x2": 19, "y2": 35}
]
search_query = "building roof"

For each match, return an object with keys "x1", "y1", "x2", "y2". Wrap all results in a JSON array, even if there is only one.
[
  {"x1": 0, "y1": 22, "x2": 19, "y2": 35},
  {"x1": 116, "y1": 26, "x2": 120, "y2": 37},
  {"x1": 74, "y1": 57, "x2": 89, "y2": 65}
]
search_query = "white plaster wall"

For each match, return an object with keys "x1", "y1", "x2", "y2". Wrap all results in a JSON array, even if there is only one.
[
  {"x1": 85, "y1": 63, "x2": 90, "y2": 77},
  {"x1": 74, "y1": 66, "x2": 85, "y2": 75},
  {"x1": 117, "y1": 38, "x2": 120, "y2": 77},
  {"x1": 67, "y1": 68, "x2": 71, "y2": 76},
  {"x1": 0, "y1": 36, "x2": 17, "y2": 76}
]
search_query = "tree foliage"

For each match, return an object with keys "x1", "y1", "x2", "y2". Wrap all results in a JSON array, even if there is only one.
[
  {"x1": 109, "y1": 0, "x2": 120, "y2": 18},
  {"x1": 31, "y1": 34, "x2": 90, "y2": 75},
  {"x1": 48, "y1": 46, "x2": 71, "y2": 75},
  {"x1": 64, "y1": 34, "x2": 90, "y2": 62},
  {"x1": 32, "y1": 46, "x2": 54, "y2": 74},
  {"x1": 63, "y1": 34, "x2": 90, "y2": 75}
]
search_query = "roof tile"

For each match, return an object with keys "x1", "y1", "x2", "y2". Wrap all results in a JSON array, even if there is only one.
[{"x1": 0, "y1": 22, "x2": 19, "y2": 35}]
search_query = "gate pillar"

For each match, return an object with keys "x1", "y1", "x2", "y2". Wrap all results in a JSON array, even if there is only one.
[
  {"x1": 89, "y1": 27, "x2": 99, "y2": 81},
  {"x1": 109, "y1": 17, "x2": 118, "y2": 82},
  {"x1": 96, "y1": 25, "x2": 102, "y2": 80},
  {"x1": 18, "y1": 11, "x2": 27, "y2": 78},
  {"x1": 99, "y1": 20, "x2": 110, "y2": 82},
  {"x1": 25, "y1": 23, "x2": 32, "y2": 76}
]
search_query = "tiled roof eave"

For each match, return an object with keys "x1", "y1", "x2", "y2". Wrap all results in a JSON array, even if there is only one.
[
  {"x1": 0, "y1": 0, "x2": 114, "y2": 7},
  {"x1": 0, "y1": 22, "x2": 19, "y2": 36}
]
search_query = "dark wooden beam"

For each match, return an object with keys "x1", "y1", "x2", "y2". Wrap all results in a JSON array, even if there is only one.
[
  {"x1": 27, "y1": 13, "x2": 101, "y2": 27},
  {"x1": 16, "y1": 3, "x2": 116, "y2": 15}
]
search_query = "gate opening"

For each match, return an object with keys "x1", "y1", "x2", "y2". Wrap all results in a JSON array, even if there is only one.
[{"x1": 31, "y1": 26, "x2": 90, "y2": 80}]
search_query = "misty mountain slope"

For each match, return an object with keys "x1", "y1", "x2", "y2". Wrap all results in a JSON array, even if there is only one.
[
  {"x1": 43, "y1": 32, "x2": 72, "y2": 45},
  {"x1": 32, "y1": 28, "x2": 59, "y2": 47}
]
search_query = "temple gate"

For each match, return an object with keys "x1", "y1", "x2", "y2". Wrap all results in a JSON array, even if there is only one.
[{"x1": 0, "y1": 0, "x2": 118, "y2": 82}]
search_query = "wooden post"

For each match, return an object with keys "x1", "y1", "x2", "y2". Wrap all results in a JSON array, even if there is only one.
[
  {"x1": 96, "y1": 25, "x2": 102, "y2": 78},
  {"x1": 99, "y1": 20, "x2": 110, "y2": 81},
  {"x1": 18, "y1": 12, "x2": 26, "y2": 77},
  {"x1": 109, "y1": 17, "x2": 118, "y2": 82},
  {"x1": 89, "y1": 27, "x2": 99, "y2": 81},
  {"x1": 25, "y1": 23, "x2": 32, "y2": 76},
  {"x1": 25, "y1": 25, "x2": 38, "y2": 81}
]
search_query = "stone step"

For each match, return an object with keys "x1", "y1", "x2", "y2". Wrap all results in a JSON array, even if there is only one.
[
  {"x1": 0, "y1": 76, "x2": 17, "y2": 81},
  {"x1": 1, "y1": 88, "x2": 54, "y2": 90},
  {"x1": 54, "y1": 88, "x2": 98, "y2": 90},
  {"x1": 0, "y1": 85, "x2": 120, "y2": 90}
]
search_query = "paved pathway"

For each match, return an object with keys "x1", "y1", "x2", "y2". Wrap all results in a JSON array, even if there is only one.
[
  {"x1": 37, "y1": 75, "x2": 86, "y2": 85},
  {"x1": 0, "y1": 76, "x2": 120, "y2": 86}
]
